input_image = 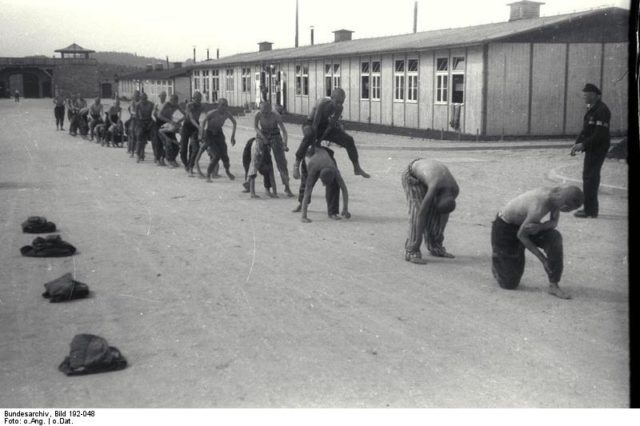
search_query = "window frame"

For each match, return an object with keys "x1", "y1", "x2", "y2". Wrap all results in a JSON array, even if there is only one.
[
  {"x1": 406, "y1": 58, "x2": 418, "y2": 103},
  {"x1": 450, "y1": 56, "x2": 465, "y2": 105},
  {"x1": 225, "y1": 68, "x2": 234, "y2": 92},
  {"x1": 371, "y1": 61, "x2": 381, "y2": 101},
  {"x1": 394, "y1": 59, "x2": 405, "y2": 102},
  {"x1": 435, "y1": 57, "x2": 449, "y2": 104}
]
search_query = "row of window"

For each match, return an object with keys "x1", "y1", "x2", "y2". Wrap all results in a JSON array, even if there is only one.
[{"x1": 191, "y1": 56, "x2": 466, "y2": 104}]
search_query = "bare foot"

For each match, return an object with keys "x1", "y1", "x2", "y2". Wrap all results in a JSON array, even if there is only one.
[
  {"x1": 292, "y1": 204, "x2": 302, "y2": 213},
  {"x1": 548, "y1": 284, "x2": 572, "y2": 300},
  {"x1": 225, "y1": 170, "x2": 235, "y2": 180},
  {"x1": 250, "y1": 194, "x2": 260, "y2": 199},
  {"x1": 354, "y1": 167, "x2": 371, "y2": 178},
  {"x1": 206, "y1": 177, "x2": 213, "y2": 183},
  {"x1": 301, "y1": 217, "x2": 312, "y2": 223},
  {"x1": 284, "y1": 188, "x2": 294, "y2": 197},
  {"x1": 328, "y1": 214, "x2": 342, "y2": 220},
  {"x1": 405, "y1": 252, "x2": 427, "y2": 265}
]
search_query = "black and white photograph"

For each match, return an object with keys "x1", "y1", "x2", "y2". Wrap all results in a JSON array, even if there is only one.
[{"x1": 0, "y1": 0, "x2": 633, "y2": 418}]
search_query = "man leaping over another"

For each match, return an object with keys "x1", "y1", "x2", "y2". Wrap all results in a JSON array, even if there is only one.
[{"x1": 293, "y1": 88, "x2": 369, "y2": 180}]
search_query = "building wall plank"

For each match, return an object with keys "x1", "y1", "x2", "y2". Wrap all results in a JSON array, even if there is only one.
[
  {"x1": 602, "y1": 43, "x2": 628, "y2": 134},
  {"x1": 381, "y1": 54, "x2": 393, "y2": 126},
  {"x1": 530, "y1": 43, "x2": 566, "y2": 135},
  {"x1": 418, "y1": 51, "x2": 434, "y2": 129},
  {"x1": 565, "y1": 43, "x2": 602, "y2": 134},
  {"x1": 486, "y1": 43, "x2": 530, "y2": 136},
  {"x1": 464, "y1": 45, "x2": 484, "y2": 136}
]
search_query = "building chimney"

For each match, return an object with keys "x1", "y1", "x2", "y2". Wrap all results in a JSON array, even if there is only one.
[
  {"x1": 413, "y1": 1, "x2": 418, "y2": 33},
  {"x1": 166, "y1": 56, "x2": 169, "y2": 68},
  {"x1": 507, "y1": 1, "x2": 544, "y2": 21},
  {"x1": 207, "y1": 48, "x2": 210, "y2": 60},
  {"x1": 155, "y1": 63, "x2": 164, "y2": 71},
  {"x1": 310, "y1": 26, "x2": 315, "y2": 46},
  {"x1": 216, "y1": 48, "x2": 219, "y2": 59},
  {"x1": 173, "y1": 61, "x2": 182, "y2": 69},
  {"x1": 258, "y1": 41, "x2": 273, "y2": 52},
  {"x1": 146, "y1": 64, "x2": 153, "y2": 71},
  {"x1": 332, "y1": 29, "x2": 354, "y2": 42}
]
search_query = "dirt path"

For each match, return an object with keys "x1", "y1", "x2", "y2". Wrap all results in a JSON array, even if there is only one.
[{"x1": 0, "y1": 99, "x2": 628, "y2": 407}]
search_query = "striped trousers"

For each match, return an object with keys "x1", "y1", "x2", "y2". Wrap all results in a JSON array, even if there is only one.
[{"x1": 401, "y1": 161, "x2": 447, "y2": 256}]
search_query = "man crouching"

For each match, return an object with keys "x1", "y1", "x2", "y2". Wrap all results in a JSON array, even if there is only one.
[{"x1": 491, "y1": 185, "x2": 584, "y2": 299}]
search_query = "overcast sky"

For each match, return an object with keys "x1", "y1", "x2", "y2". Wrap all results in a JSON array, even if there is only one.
[{"x1": 0, "y1": 0, "x2": 631, "y2": 61}]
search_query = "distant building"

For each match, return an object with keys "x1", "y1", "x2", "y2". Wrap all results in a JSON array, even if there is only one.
[
  {"x1": 190, "y1": 3, "x2": 629, "y2": 138},
  {"x1": 117, "y1": 63, "x2": 191, "y2": 103},
  {"x1": 0, "y1": 43, "x2": 98, "y2": 98}
]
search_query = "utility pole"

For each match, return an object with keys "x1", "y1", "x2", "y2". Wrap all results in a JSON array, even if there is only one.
[{"x1": 295, "y1": 0, "x2": 299, "y2": 47}]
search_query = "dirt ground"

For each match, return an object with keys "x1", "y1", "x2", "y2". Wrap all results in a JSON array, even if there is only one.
[{"x1": 0, "y1": 99, "x2": 628, "y2": 408}]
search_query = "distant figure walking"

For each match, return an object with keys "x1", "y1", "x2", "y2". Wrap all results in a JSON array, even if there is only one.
[
  {"x1": 14, "y1": 90, "x2": 20, "y2": 102},
  {"x1": 53, "y1": 92, "x2": 66, "y2": 130}
]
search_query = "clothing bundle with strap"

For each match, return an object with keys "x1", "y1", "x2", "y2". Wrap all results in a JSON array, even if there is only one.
[
  {"x1": 20, "y1": 234, "x2": 76, "y2": 257},
  {"x1": 21, "y1": 216, "x2": 57, "y2": 234},
  {"x1": 59, "y1": 334, "x2": 127, "y2": 376},
  {"x1": 42, "y1": 273, "x2": 90, "y2": 303}
]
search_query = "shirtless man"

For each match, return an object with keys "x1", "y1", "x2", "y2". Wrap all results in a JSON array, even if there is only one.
[
  {"x1": 293, "y1": 87, "x2": 369, "y2": 180},
  {"x1": 195, "y1": 98, "x2": 236, "y2": 182},
  {"x1": 242, "y1": 137, "x2": 276, "y2": 197},
  {"x1": 401, "y1": 159, "x2": 459, "y2": 264},
  {"x1": 88, "y1": 97, "x2": 104, "y2": 141},
  {"x1": 66, "y1": 94, "x2": 75, "y2": 124},
  {"x1": 492, "y1": 185, "x2": 584, "y2": 300},
  {"x1": 152, "y1": 91, "x2": 168, "y2": 165},
  {"x1": 134, "y1": 93, "x2": 156, "y2": 163},
  {"x1": 254, "y1": 101, "x2": 293, "y2": 196},
  {"x1": 105, "y1": 99, "x2": 122, "y2": 147},
  {"x1": 156, "y1": 94, "x2": 186, "y2": 168},
  {"x1": 181, "y1": 91, "x2": 204, "y2": 173},
  {"x1": 300, "y1": 146, "x2": 350, "y2": 223},
  {"x1": 127, "y1": 90, "x2": 141, "y2": 156},
  {"x1": 245, "y1": 136, "x2": 277, "y2": 198},
  {"x1": 53, "y1": 92, "x2": 65, "y2": 130}
]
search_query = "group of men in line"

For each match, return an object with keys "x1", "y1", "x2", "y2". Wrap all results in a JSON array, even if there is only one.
[{"x1": 51, "y1": 83, "x2": 611, "y2": 301}]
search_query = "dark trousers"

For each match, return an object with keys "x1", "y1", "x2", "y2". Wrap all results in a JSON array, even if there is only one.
[
  {"x1": 205, "y1": 130, "x2": 230, "y2": 173},
  {"x1": 89, "y1": 115, "x2": 103, "y2": 139},
  {"x1": 297, "y1": 148, "x2": 340, "y2": 215},
  {"x1": 243, "y1": 138, "x2": 273, "y2": 188},
  {"x1": 295, "y1": 125, "x2": 359, "y2": 170},
  {"x1": 164, "y1": 133, "x2": 180, "y2": 162},
  {"x1": 582, "y1": 148, "x2": 608, "y2": 216},
  {"x1": 153, "y1": 121, "x2": 165, "y2": 160},
  {"x1": 135, "y1": 119, "x2": 156, "y2": 160},
  {"x1": 180, "y1": 123, "x2": 199, "y2": 169},
  {"x1": 127, "y1": 118, "x2": 137, "y2": 153},
  {"x1": 491, "y1": 216, "x2": 563, "y2": 289},
  {"x1": 54, "y1": 106, "x2": 65, "y2": 128}
]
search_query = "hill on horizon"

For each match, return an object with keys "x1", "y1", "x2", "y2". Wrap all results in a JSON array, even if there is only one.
[{"x1": 94, "y1": 51, "x2": 169, "y2": 68}]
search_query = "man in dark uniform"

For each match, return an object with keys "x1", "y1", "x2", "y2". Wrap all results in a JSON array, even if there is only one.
[
  {"x1": 292, "y1": 88, "x2": 370, "y2": 180},
  {"x1": 570, "y1": 83, "x2": 611, "y2": 219}
]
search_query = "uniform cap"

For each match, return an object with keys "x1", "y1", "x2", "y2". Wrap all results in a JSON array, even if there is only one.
[{"x1": 582, "y1": 83, "x2": 601, "y2": 95}]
